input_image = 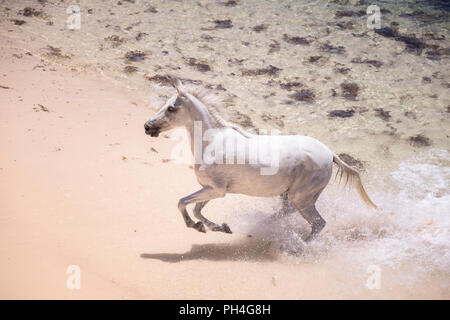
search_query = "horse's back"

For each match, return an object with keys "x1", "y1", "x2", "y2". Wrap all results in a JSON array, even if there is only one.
[{"x1": 264, "y1": 134, "x2": 333, "y2": 169}]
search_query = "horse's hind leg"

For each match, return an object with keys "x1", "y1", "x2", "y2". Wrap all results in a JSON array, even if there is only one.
[
  {"x1": 300, "y1": 205, "x2": 326, "y2": 242},
  {"x1": 289, "y1": 193, "x2": 326, "y2": 242},
  {"x1": 193, "y1": 201, "x2": 232, "y2": 234}
]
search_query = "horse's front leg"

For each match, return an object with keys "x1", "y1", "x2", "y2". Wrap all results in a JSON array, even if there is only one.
[
  {"x1": 193, "y1": 201, "x2": 232, "y2": 234},
  {"x1": 178, "y1": 186, "x2": 228, "y2": 233}
]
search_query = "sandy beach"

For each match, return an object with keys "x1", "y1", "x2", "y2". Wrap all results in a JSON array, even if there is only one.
[
  {"x1": 0, "y1": 39, "x2": 350, "y2": 299},
  {"x1": 0, "y1": 1, "x2": 449, "y2": 299}
]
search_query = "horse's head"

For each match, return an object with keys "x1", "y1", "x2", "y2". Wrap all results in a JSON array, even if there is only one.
[{"x1": 144, "y1": 78, "x2": 190, "y2": 137}]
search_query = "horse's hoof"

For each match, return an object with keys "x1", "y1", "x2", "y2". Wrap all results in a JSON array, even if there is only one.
[
  {"x1": 194, "y1": 221, "x2": 206, "y2": 233},
  {"x1": 222, "y1": 223, "x2": 232, "y2": 234}
]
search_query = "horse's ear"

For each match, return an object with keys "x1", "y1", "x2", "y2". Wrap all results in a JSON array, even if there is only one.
[
  {"x1": 172, "y1": 78, "x2": 184, "y2": 93},
  {"x1": 166, "y1": 75, "x2": 181, "y2": 88},
  {"x1": 173, "y1": 78, "x2": 183, "y2": 89},
  {"x1": 167, "y1": 76, "x2": 186, "y2": 97}
]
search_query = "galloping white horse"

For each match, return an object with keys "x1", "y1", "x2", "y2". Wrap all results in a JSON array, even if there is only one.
[{"x1": 144, "y1": 78, "x2": 376, "y2": 241}]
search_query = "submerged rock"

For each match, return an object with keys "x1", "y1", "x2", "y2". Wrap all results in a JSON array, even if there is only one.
[
  {"x1": 135, "y1": 32, "x2": 148, "y2": 41},
  {"x1": 228, "y1": 58, "x2": 245, "y2": 66},
  {"x1": 334, "y1": 67, "x2": 351, "y2": 74},
  {"x1": 351, "y1": 57, "x2": 383, "y2": 68},
  {"x1": 328, "y1": 109, "x2": 355, "y2": 118},
  {"x1": 19, "y1": 7, "x2": 43, "y2": 17},
  {"x1": 268, "y1": 40, "x2": 280, "y2": 54},
  {"x1": 185, "y1": 58, "x2": 211, "y2": 72},
  {"x1": 423, "y1": 32, "x2": 445, "y2": 41},
  {"x1": 261, "y1": 113, "x2": 285, "y2": 128},
  {"x1": 233, "y1": 111, "x2": 254, "y2": 128},
  {"x1": 425, "y1": 47, "x2": 450, "y2": 60},
  {"x1": 289, "y1": 89, "x2": 315, "y2": 103},
  {"x1": 44, "y1": 45, "x2": 72, "y2": 59},
  {"x1": 308, "y1": 55, "x2": 323, "y2": 63},
  {"x1": 123, "y1": 66, "x2": 138, "y2": 73},
  {"x1": 253, "y1": 24, "x2": 268, "y2": 32},
  {"x1": 145, "y1": 75, "x2": 172, "y2": 86},
  {"x1": 279, "y1": 81, "x2": 303, "y2": 91},
  {"x1": 336, "y1": 21, "x2": 354, "y2": 30},
  {"x1": 375, "y1": 27, "x2": 427, "y2": 54},
  {"x1": 341, "y1": 82, "x2": 359, "y2": 100},
  {"x1": 11, "y1": 19, "x2": 26, "y2": 25},
  {"x1": 124, "y1": 50, "x2": 146, "y2": 62},
  {"x1": 214, "y1": 19, "x2": 233, "y2": 29},
  {"x1": 143, "y1": 6, "x2": 158, "y2": 13},
  {"x1": 375, "y1": 27, "x2": 398, "y2": 38},
  {"x1": 319, "y1": 43, "x2": 346, "y2": 54},
  {"x1": 396, "y1": 35, "x2": 426, "y2": 54},
  {"x1": 409, "y1": 134, "x2": 432, "y2": 147},
  {"x1": 374, "y1": 108, "x2": 391, "y2": 121},
  {"x1": 222, "y1": 0, "x2": 239, "y2": 7},
  {"x1": 105, "y1": 35, "x2": 126, "y2": 47},
  {"x1": 283, "y1": 34, "x2": 311, "y2": 45},
  {"x1": 241, "y1": 65, "x2": 281, "y2": 76},
  {"x1": 334, "y1": 10, "x2": 365, "y2": 18}
]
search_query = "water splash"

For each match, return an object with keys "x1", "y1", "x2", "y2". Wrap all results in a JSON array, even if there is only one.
[{"x1": 223, "y1": 149, "x2": 449, "y2": 290}]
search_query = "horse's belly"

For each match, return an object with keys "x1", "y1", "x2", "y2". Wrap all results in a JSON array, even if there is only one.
[
  {"x1": 195, "y1": 164, "x2": 291, "y2": 197},
  {"x1": 225, "y1": 167, "x2": 292, "y2": 196}
]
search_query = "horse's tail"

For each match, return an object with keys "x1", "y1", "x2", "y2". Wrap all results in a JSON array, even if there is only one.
[{"x1": 333, "y1": 154, "x2": 377, "y2": 208}]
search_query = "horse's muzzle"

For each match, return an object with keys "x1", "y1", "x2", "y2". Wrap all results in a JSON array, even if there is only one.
[
  {"x1": 144, "y1": 123, "x2": 160, "y2": 137},
  {"x1": 149, "y1": 130, "x2": 159, "y2": 137}
]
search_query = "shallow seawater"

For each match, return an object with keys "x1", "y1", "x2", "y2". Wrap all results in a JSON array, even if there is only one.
[
  {"x1": 220, "y1": 148, "x2": 449, "y2": 295},
  {"x1": 1, "y1": 0, "x2": 448, "y2": 172},
  {"x1": 1, "y1": 0, "x2": 449, "y2": 296}
]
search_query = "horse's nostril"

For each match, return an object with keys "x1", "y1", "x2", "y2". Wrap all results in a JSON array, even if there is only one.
[{"x1": 144, "y1": 123, "x2": 149, "y2": 130}]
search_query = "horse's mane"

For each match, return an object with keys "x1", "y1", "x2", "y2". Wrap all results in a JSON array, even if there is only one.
[{"x1": 182, "y1": 84, "x2": 253, "y2": 138}]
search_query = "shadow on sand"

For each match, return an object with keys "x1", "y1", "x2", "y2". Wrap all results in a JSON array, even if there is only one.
[
  {"x1": 140, "y1": 238, "x2": 281, "y2": 263},
  {"x1": 141, "y1": 208, "x2": 312, "y2": 263}
]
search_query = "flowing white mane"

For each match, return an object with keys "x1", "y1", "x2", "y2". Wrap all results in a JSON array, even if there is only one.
[{"x1": 182, "y1": 84, "x2": 253, "y2": 138}]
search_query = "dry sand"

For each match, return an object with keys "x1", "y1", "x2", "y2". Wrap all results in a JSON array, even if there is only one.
[{"x1": 0, "y1": 33, "x2": 447, "y2": 299}]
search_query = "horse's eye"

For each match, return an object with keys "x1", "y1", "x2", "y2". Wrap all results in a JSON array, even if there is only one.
[{"x1": 167, "y1": 106, "x2": 175, "y2": 113}]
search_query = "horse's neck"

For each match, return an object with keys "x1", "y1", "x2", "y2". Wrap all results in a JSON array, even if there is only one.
[
  {"x1": 187, "y1": 93, "x2": 217, "y2": 128},
  {"x1": 184, "y1": 94, "x2": 217, "y2": 156}
]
